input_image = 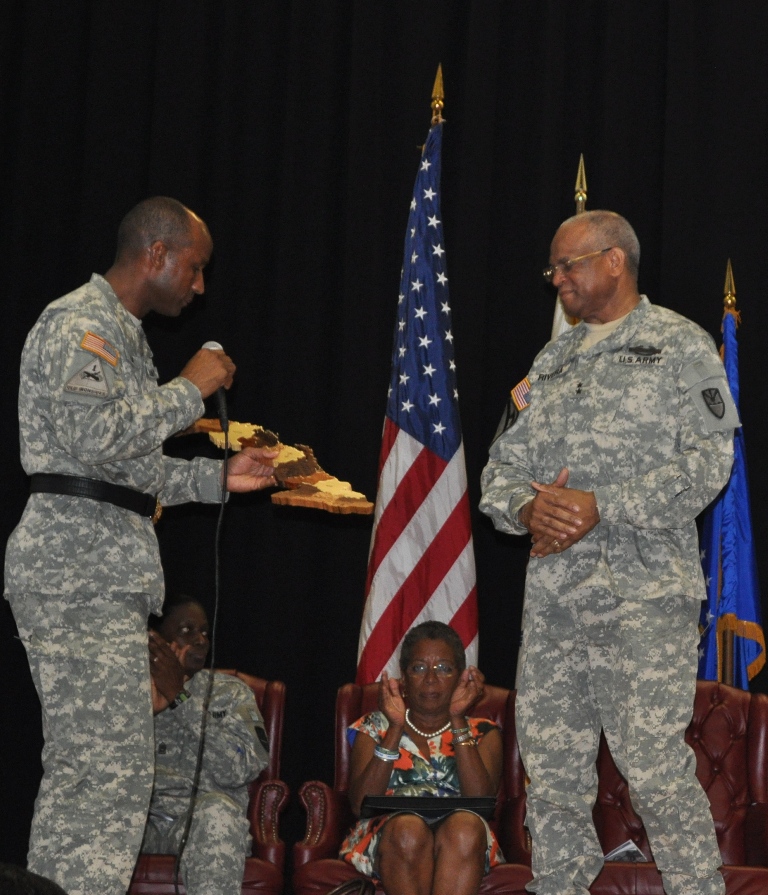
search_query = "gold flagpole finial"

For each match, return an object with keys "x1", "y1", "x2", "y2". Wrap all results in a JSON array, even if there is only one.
[
  {"x1": 431, "y1": 64, "x2": 444, "y2": 125},
  {"x1": 575, "y1": 153, "x2": 587, "y2": 214},
  {"x1": 723, "y1": 258, "x2": 736, "y2": 311}
]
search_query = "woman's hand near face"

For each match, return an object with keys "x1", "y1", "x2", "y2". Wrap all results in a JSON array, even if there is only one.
[
  {"x1": 379, "y1": 671, "x2": 406, "y2": 727},
  {"x1": 449, "y1": 665, "x2": 485, "y2": 718}
]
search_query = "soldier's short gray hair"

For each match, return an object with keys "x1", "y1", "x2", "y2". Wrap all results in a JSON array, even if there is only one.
[{"x1": 561, "y1": 210, "x2": 641, "y2": 279}]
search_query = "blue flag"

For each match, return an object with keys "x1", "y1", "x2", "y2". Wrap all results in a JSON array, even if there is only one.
[{"x1": 698, "y1": 309, "x2": 765, "y2": 687}]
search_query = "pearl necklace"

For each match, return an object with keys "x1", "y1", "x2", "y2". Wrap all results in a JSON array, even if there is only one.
[{"x1": 405, "y1": 709, "x2": 451, "y2": 738}]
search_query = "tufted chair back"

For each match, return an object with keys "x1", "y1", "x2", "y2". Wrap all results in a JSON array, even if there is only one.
[{"x1": 590, "y1": 679, "x2": 768, "y2": 894}]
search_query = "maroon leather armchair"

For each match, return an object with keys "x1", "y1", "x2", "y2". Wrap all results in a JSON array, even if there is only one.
[
  {"x1": 129, "y1": 671, "x2": 288, "y2": 895},
  {"x1": 589, "y1": 679, "x2": 768, "y2": 895},
  {"x1": 293, "y1": 681, "x2": 534, "y2": 895}
]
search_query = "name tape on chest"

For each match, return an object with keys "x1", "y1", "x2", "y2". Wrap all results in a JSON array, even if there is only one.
[{"x1": 615, "y1": 354, "x2": 666, "y2": 366}]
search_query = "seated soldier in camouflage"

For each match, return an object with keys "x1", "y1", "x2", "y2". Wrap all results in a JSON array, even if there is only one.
[{"x1": 142, "y1": 595, "x2": 270, "y2": 895}]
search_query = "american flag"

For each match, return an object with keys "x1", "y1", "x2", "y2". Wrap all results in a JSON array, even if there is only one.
[{"x1": 356, "y1": 122, "x2": 478, "y2": 684}]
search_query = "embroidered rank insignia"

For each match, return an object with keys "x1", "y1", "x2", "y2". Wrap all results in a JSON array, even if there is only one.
[
  {"x1": 511, "y1": 377, "x2": 531, "y2": 411},
  {"x1": 702, "y1": 387, "x2": 725, "y2": 419},
  {"x1": 80, "y1": 331, "x2": 119, "y2": 366},
  {"x1": 64, "y1": 358, "x2": 110, "y2": 397}
]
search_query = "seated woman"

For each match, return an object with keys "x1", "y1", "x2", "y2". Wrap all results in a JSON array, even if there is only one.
[
  {"x1": 340, "y1": 620, "x2": 504, "y2": 895},
  {"x1": 141, "y1": 595, "x2": 270, "y2": 895}
]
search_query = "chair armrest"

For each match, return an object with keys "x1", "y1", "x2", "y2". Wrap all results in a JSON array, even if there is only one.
[
  {"x1": 293, "y1": 780, "x2": 356, "y2": 868},
  {"x1": 248, "y1": 779, "x2": 289, "y2": 868},
  {"x1": 745, "y1": 803, "x2": 768, "y2": 865}
]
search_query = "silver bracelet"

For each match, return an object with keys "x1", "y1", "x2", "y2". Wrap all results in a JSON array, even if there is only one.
[{"x1": 374, "y1": 745, "x2": 399, "y2": 762}]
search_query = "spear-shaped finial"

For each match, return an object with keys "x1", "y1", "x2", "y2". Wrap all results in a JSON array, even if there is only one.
[
  {"x1": 431, "y1": 64, "x2": 444, "y2": 125},
  {"x1": 575, "y1": 153, "x2": 587, "y2": 214},
  {"x1": 723, "y1": 258, "x2": 736, "y2": 311},
  {"x1": 722, "y1": 258, "x2": 740, "y2": 333}
]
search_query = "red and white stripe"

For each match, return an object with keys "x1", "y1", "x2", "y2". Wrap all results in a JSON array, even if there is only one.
[{"x1": 356, "y1": 418, "x2": 478, "y2": 683}]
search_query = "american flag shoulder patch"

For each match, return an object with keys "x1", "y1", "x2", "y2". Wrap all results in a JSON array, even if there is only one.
[
  {"x1": 511, "y1": 376, "x2": 531, "y2": 411},
  {"x1": 80, "y1": 331, "x2": 119, "y2": 367}
]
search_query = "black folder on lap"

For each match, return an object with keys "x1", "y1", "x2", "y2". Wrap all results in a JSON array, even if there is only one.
[{"x1": 360, "y1": 795, "x2": 496, "y2": 820}]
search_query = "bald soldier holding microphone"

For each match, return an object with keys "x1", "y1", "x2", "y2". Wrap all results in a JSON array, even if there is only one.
[{"x1": 4, "y1": 197, "x2": 277, "y2": 895}]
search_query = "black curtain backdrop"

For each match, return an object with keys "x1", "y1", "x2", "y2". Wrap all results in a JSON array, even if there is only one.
[{"x1": 3, "y1": 0, "x2": 768, "y2": 871}]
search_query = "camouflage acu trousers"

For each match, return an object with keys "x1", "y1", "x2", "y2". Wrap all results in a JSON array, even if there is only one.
[
  {"x1": 516, "y1": 591, "x2": 724, "y2": 895},
  {"x1": 9, "y1": 590, "x2": 155, "y2": 895},
  {"x1": 141, "y1": 792, "x2": 251, "y2": 895}
]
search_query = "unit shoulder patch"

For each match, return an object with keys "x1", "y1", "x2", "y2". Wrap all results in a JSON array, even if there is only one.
[
  {"x1": 64, "y1": 357, "x2": 110, "y2": 397},
  {"x1": 680, "y1": 359, "x2": 740, "y2": 432}
]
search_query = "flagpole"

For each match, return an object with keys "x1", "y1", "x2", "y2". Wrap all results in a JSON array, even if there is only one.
[
  {"x1": 551, "y1": 155, "x2": 585, "y2": 339},
  {"x1": 721, "y1": 259, "x2": 737, "y2": 685},
  {"x1": 356, "y1": 66, "x2": 479, "y2": 683}
]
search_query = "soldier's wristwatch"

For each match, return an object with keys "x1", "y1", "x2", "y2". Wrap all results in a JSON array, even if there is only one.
[{"x1": 169, "y1": 689, "x2": 191, "y2": 710}]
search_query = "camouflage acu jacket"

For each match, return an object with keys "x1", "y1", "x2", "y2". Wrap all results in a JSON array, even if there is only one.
[
  {"x1": 5, "y1": 274, "x2": 223, "y2": 606},
  {"x1": 149, "y1": 671, "x2": 269, "y2": 816},
  {"x1": 479, "y1": 296, "x2": 738, "y2": 603}
]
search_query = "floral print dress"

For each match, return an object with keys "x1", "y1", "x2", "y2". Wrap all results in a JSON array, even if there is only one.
[{"x1": 339, "y1": 711, "x2": 505, "y2": 878}]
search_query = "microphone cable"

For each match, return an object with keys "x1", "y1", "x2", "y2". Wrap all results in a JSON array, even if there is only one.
[{"x1": 172, "y1": 417, "x2": 230, "y2": 894}]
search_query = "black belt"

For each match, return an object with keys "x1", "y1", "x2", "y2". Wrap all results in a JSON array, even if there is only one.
[{"x1": 30, "y1": 473, "x2": 162, "y2": 523}]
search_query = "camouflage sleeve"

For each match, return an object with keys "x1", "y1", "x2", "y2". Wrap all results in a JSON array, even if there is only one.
[
  {"x1": 34, "y1": 311, "x2": 204, "y2": 465},
  {"x1": 176, "y1": 677, "x2": 269, "y2": 789},
  {"x1": 479, "y1": 401, "x2": 535, "y2": 536},
  {"x1": 594, "y1": 357, "x2": 737, "y2": 529},
  {"x1": 160, "y1": 456, "x2": 226, "y2": 506}
]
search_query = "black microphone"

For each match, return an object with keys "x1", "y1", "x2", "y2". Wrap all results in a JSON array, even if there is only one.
[{"x1": 201, "y1": 341, "x2": 229, "y2": 434}]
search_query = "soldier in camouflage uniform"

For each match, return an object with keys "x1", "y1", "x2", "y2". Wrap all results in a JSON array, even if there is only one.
[
  {"x1": 143, "y1": 597, "x2": 269, "y2": 895},
  {"x1": 4, "y1": 197, "x2": 277, "y2": 895},
  {"x1": 479, "y1": 211, "x2": 737, "y2": 895}
]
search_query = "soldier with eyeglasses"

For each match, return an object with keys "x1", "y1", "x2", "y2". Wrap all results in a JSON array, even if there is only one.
[{"x1": 480, "y1": 210, "x2": 737, "y2": 895}]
